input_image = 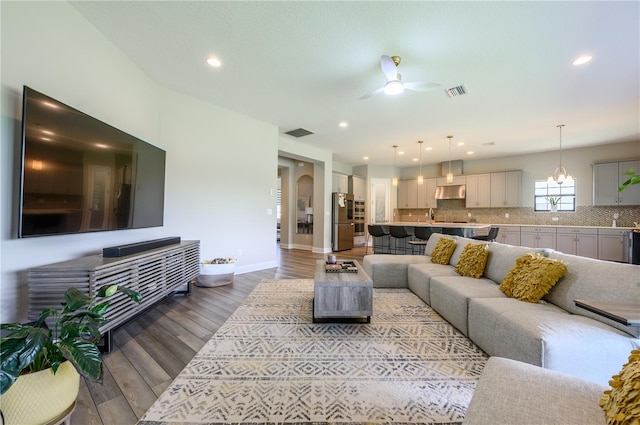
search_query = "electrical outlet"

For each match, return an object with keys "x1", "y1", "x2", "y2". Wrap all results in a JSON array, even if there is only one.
[
  {"x1": 267, "y1": 208, "x2": 273, "y2": 215},
  {"x1": 237, "y1": 248, "x2": 243, "y2": 257},
  {"x1": 613, "y1": 213, "x2": 619, "y2": 219},
  {"x1": 505, "y1": 213, "x2": 509, "y2": 218},
  {"x1": 467, "y1": 212, "x2": 472, "y2": 218},
  {"x1": 552, "y1": 217, "x2": 559, "y2": 221}
]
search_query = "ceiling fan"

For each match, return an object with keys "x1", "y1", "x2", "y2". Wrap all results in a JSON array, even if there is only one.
[{"x1": 360, "y1": 55, "x2": 440, "y2": 100}]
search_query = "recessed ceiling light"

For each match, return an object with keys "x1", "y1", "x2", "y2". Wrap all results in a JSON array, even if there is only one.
[
  {"x1": 339, "y1": 121, "x2": 348, "y2": 128},
  {"x1": 363, "y1": 156, "x2": 369, "y2": 160},
  {"x1": 206, "y1": 56, "x2": 222, "y2": 67},
  {"x1": 467, "y1": 151, "x2": 474, "y2": 155},
  {"x1": 412, "y1": 158, "x2": 418, "y2": 162},
  {"x1": 457, "y1": 142, "x2": 465, "y2": 146},
  {"x1": 426, "y1": 147, "x2": 433, "y2": 151},
  {"x1": 572, "y1": 55, "x2": 592, "y2": 66},
  {"x1": 95, "y1": 143, "x2": 109, "y2": 149},
  {"x1": 398, "y1": 151, "x2": 405, "y2": 155}
]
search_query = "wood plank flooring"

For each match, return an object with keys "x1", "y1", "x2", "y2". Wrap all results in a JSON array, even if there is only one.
[{"x1": 71, "y1": 245, "x2": 366, "y2": 425}]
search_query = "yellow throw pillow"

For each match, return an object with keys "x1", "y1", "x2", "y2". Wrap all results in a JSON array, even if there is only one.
[
  {"x1": 430, "y1": 238, "x2": 456, "y2": 265},
  {"x1": 454, "y1": 243, "x2": 489, "y2": 278},
  {"x1": 600, "y1": 349, "x2": 640, "y2": 425},
  {"x1": 499, "y1": 253, "x2": 568, "y2": 303}
]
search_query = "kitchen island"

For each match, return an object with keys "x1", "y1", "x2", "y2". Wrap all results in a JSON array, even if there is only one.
[{"x1": 368, "y1": 222, "x2": 491, "y2": 254}]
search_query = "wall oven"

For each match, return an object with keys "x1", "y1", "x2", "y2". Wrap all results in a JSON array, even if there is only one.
[{"x1": 354, "y1": 200, "x2": 365, "y2": 236}]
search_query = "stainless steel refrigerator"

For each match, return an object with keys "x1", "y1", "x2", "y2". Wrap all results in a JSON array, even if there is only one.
[{"x1": 332, "y1": 192, "x2": 355, "y2": 251}]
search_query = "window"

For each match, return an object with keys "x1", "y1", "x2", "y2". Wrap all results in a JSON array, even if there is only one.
[{"x1": 534, "y1": 180, "x2": 576, "y2": 211}]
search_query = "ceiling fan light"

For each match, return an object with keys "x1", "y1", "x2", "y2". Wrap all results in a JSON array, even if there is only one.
[{"x1": 384, "y1": 80, "x2": 404, "y2": 95}]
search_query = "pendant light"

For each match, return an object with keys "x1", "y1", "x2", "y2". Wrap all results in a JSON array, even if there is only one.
[
  {"x1": 446, "y1": 135, "x2": 454, "y2": 184},
  {"x1": 417, "y1": 140, "x2": 424, "y2": 185},
  {"x1": 392, "y1": 145, "x2": 399, "y2": 187},
  {"x1": 547, "y1": 124, "x2": 573, "y2": 185}
]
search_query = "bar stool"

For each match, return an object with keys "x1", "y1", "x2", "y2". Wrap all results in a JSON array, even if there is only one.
[
  {"x1": 389, "y1": 226, "x2": 414, "y2": 255},
  {"x1": 441, "y1": 227, "x2": 464, "y2": 237},
  {"x1": 409, "y1": 226, "x2": 434, "y2": 255},
  {"x1": 472, "y1": 227, "x2": 500, "y2": 242},
  {"x1": 367, "y1": 225, "x2": 390, "y2": 254}
]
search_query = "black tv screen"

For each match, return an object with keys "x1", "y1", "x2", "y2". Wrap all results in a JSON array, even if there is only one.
[{"x1": 19, "y1": 86, "x2": 166, "y2": 237}]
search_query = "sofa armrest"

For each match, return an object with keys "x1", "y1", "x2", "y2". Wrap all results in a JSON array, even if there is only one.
[{"x1": 463, "y1": 357, "x2": 607, "y2": 425}]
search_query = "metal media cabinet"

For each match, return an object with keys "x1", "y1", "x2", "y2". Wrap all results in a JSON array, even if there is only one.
[{"x1": 28, "y1": 240, "x2": 200, "y2": 351}]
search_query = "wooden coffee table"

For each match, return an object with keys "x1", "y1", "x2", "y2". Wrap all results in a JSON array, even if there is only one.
[{"x1": 313, "y1": 260, "x2": 373, "y2": 323}]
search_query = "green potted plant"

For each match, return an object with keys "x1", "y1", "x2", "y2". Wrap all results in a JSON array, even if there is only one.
[
  {"x1": 0, "y1": 284, "x2": 142, "y2": 424},
  {"x1": 618, "y1": 170, "x2": 640, "y2": 192},
  {"x1": 545, "y1": 196, "x2": 561, "y2": 212}
]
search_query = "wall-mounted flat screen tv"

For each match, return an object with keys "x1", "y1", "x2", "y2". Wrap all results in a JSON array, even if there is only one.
[{"x1": 19, "y1": 86, "x2": 166, "y2": 237}]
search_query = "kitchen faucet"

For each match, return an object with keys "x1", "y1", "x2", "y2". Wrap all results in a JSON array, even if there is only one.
[{"x1": 429, "y1": 208, "x2": 434, "y2": 223}]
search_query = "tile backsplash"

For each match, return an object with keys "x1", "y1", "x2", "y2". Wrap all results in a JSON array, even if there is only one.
[{"x1": 395, "y1": 200, "x2": 640, "y2": 228}]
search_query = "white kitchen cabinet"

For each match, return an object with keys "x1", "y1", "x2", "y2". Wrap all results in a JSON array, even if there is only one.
[
  {"x1": 333, "y1": 172, "x2": 349, "y2": 193},
  {"x1": 397, "y1": 179, "x2": 418, "y2": 208},
  {"x1": 496, "y1": 226, "x2": 521, "y2": 245},
  {"x1": 490, "y1": 171, "x2": 521, "y2": 207},
  {"x1": 520, "y1": 226, "x2": 556, "y2": 250},
  {"x1": 598, "y1": 228, "x2": 628, "y2": 262},
  {"x1": 417, "y1": 178, "x2": 438, "y2": 208},
  {"x1": 556, "y1": 228, "x2": 598, "y2": 259},
  {"x1": 436, "y1": 175, "x2": 466, "y2": 186},
  {"x1": 350, "y1": 176, "x2": 366, "y2": 200},
  {"x1": 465, "y1": 174, "x2": 491, "y2": 208},
  {"x1": 593, "y1": 161, "x2": 640, "y2": 206}
]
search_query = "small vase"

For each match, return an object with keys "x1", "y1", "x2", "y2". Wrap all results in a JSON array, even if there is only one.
[{"x1": 550, "y1": 205, "x2": 558, "y2": 213}]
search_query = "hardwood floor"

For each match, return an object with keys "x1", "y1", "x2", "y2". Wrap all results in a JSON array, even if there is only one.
[{"x1": 71, "y1": 245, "x2": 366, "y2": 425}]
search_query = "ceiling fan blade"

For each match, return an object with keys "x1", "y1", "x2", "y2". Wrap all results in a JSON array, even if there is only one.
[
  {"x1": 359, "y1": 87, "x2": 384, "y2": 100},
  {"x1": 404, "y1": 82, "x2": 441, "y2": 91},
  {"x1": 380, "y1": 55, "x2": 398, "y2": 81}
]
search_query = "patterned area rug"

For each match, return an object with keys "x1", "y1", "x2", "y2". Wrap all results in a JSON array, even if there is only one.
[{"x1": 139, "y1": 279, "x2": 488, "y2": 425}]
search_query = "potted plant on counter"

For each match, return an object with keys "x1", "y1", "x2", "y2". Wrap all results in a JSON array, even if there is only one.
[
  {"x1": 545, "y1": 196, "x2": 561, "y2": 212},
  {"x1": 0, "y1": 285, "x2": 142, "y2": 424}
]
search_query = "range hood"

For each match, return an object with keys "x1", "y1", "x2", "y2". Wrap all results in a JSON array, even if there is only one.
[{"x1": 435, "y1": 184, "x2": 466, "y2": 200}]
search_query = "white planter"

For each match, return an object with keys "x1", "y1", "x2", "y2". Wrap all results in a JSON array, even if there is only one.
[
  {"x1": 197, "y1": 262, "x2": 236, "y2": 287},
  {"x1": 0, "y1": 361, "x2": 79, "y2": 425}
]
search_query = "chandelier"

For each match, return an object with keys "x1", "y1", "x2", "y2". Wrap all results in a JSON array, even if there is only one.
[{"x1": 547, "y1": 124, "x2": 573, "y2": 185}]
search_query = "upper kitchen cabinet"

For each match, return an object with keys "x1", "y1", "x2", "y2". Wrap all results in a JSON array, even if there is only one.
[
  {"x1": 417, "y1": 178, "x2": 438, "y2": 208},
  {"x1": 490, "y1": 171, "x2": 521, "y2": 207},
  {"x1": 349, "y1": 176, "x2": 366, "y2": 201},
  {"x1": 397, "y1": 179, "x2": 418, "y2": 208},
  {"x1": 593, "y1": 160, "x2": 640, "y2": 206},
  {"x1": 465, "y1": 174, "x2": 491, "y2": 208},
  {"x1": 333, "y1": 172, "x2": 349, "y2": 193}
]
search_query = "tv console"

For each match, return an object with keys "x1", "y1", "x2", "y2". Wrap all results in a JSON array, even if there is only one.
[{"x1": 28, "y1": 240, "x2": 200, "y2": 352}]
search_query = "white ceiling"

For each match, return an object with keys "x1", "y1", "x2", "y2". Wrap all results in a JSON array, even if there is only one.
[{"x1": 70, "y1": 1, "x2": 640, "y2": 168}]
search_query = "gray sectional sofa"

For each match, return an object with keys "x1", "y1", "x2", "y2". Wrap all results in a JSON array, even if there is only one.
[{"x1": 363, "y1": 232, "x2": 640, "y2": 386}]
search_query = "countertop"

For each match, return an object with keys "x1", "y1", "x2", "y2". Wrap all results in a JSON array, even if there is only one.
[{"x1": 389, "y1": 222, "x2": 634, "y2": 230}]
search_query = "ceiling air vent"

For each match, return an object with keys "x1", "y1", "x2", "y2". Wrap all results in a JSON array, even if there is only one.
[
  {"x1": 285, "y1": 128, "x2": 314, "y2": 138},
  {"x1": 446, "y1": 84, "x2": 467, "y2": 98}
]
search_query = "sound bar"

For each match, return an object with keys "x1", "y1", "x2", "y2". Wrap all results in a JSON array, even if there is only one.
[{"x1": 103, "y1": 237, "x2": 181, "y2": 258}]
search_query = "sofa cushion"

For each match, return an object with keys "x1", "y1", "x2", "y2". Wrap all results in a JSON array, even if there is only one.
[
  {"x1": 483, "y1": 242, "x2": 545, "y2": 284},
  {"x1": 600, "y1": 349, "x2": 640, "y2": 425},
  {"x1": 467, "y1": 297, "x2": 640, "y2": 385},
  {"x1": 454, "y1": 243, "x2": 489, "y2": 278},
  {"x1": 429, "y1": 275, "x2": 504, "y2": 336},
  {"x1": 463, "y1": 357, "x2": 607, "y2": 425},
  {"x1": 546, "y1": 251, "x2": 640, "y2": 338},
  {"x1": 430, "y1": 237, "x2": 456, "y2": 264},
  {"x1": 407, "y1": 262, "x2": 460, "y2": 305},
  {"x1": 499, "y1": 253, "x2": 568, "y2": 303},
  {"x1": 362, "y1": 254, "x2": 430, "y2": 288}
]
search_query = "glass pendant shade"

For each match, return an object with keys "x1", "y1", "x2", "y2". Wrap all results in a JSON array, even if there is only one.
[
  {"x1": 392, "y1": 145, "x2": 399, "y2": 186},
  {"x1": 417, "y1": 140, "x2": 424, "y2": 185},
  {"x1": 446, "y1": 135, "x2": 453, "y2": 183},
  {"x1": 446, "y1": 172, "x2": 453, "y2": 184}
]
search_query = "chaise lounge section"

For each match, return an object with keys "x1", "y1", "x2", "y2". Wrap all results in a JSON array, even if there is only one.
[{"x1": 363, "y1": 232, "x2": 640, "y2": 386}]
